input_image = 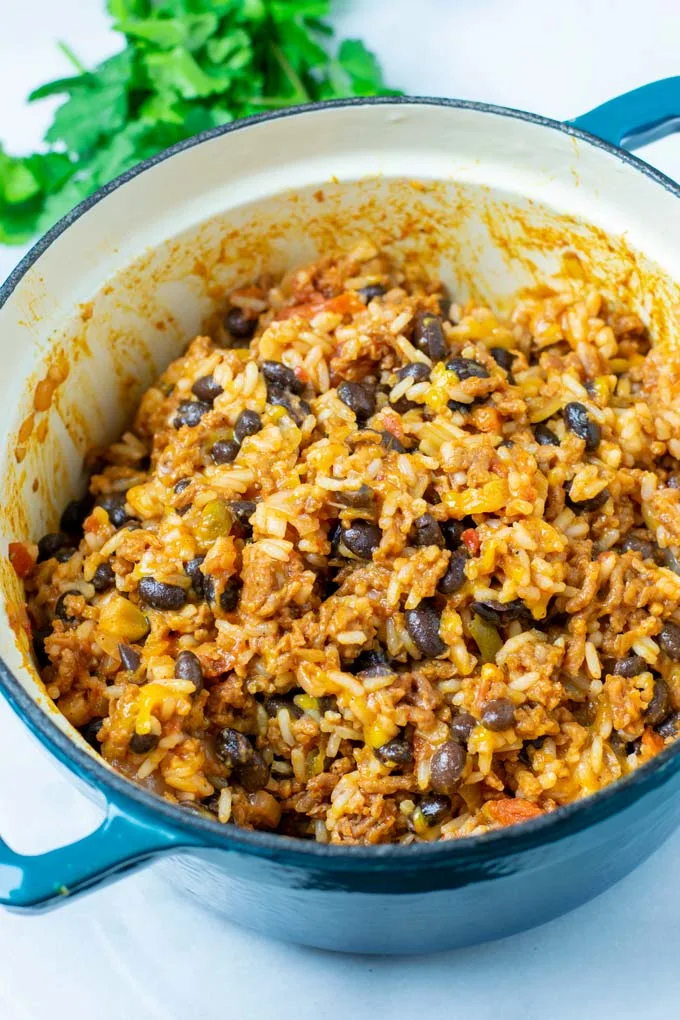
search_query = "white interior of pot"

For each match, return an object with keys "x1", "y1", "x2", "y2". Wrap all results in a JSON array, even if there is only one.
[{"x1": 2, "y1": 101, "x2": 680, "y2": 745}]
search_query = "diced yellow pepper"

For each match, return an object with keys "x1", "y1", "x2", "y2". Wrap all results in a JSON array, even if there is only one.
[
  {"x1": 423, "y1": 362, "x2": 455, "y2": 414},
  {"x1": 294, "y1": 693, "x2": 319, "y2": 714},
  {"x1": 444, "y1": 478, "x2": 509, "y2": 517},
  {"x1": 469, "y1": 613, "x2": 503, "y2": 663},
  {"x1": 99, "y1": 595, "x2": 149, "y2": 641},
  {"x1": 592, "y1": 376, "x2": 610, "y2": 404},
  {"x1": 364, "y1": 719, "x2": 399, "y2": 749}
]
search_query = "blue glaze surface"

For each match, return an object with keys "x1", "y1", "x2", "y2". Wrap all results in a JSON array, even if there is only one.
[
  {"x1": 3, "y1": 84, "x2": 680, "y2": 952},
  {"x1": 570, "y1": 76, "x2": 680, "y2": 150}
]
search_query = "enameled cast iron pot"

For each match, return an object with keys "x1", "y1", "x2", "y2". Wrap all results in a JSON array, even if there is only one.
[{"x1": 3, "y1": 81, "x2": 680, "y2": 955}]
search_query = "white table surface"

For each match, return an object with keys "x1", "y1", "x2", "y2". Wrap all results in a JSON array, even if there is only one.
[{"x1": 3, "y1": 1, "x2": 680, "y2": 1017}]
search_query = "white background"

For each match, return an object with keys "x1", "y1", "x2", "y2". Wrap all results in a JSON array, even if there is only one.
[{"x1": 2, "y1": 1, "x2": 680, "y2": 1017}]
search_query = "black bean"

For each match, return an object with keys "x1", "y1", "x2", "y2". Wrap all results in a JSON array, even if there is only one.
[
  {"x1": 234, "y1": 751, "x2": 270, "y2": 792},
  {"x1": 620, "y1": 533, "x2": 662, "y2": 563},
  {"x1": 230, "y1": 500, "x2": 257, "y2": 525},
  {"x1": 441, "y1": 519, "x2": 468, "y2": 550},
  {"x1": 210, "y1": 439, "x2": 240, "y2": 465},
  {"x1": 215, "y1": 727, "x2": 253, "y2": 767},
  {"x1": 534, "y1": 424, "x2": 560, "y2": 447},
  {"x1": 411, "y1": 513, "x2": 445, "y2": 548},
  {"x1": 663, "y1": 548, "x2": 680, "y2": 576},
  {"x1": 341, "y1": 520, "x2": 382, "y2": 559},
  {"x1": 481, "y1": 698, "x2": 516, "y2": 731},
  {"x1": 381, "y1": 430, "x2": 406, "y2": 453},
  {"x1": 667, "y1": 474, "x2": 680, "y2": 490},
  {"x1": 375, "y1": 738, "x2": 413, "y2": 766},
  {"x1": 262, "y1": 360, "x2": 303, "y2": 394},
  {"x1": 92, "y1": 562, "x2": 115, "y2": 592},
  {"x1": 79, "y1": 718, "x2": 103, "y2": 750},
  {"x1": 645, "y1": 678, "x2": 671, "y2": 727},
  {"x1": 327, "y1": 518, "x2": 342, "y2": 553},
  {"x1": 184, "y1": 556, "x2": 205, "y2": 598},
  {"x1": 563, "y1": 402, "x2": 601, "y2": 450},
  {"x1": 97, "y1": 492, "x2": 135, "y2": 529},
  {"x1": 470, "y1": 601, "x2": 503, "y2": 625},
  {"x1": 337, "y1": 381, "x2": 376, "y2": 422},
  {"x1": 448, "y1": 399, "x2": 474, "y2": 414},
  {"x1": 490, "y1": 347, "x2": 514, "y2": 373},
  {"x1": 660, "y1": 621, "x2": 680, "y2": 661},
  {"x1": 138, "y1": 577, "x2": 187, "y2": 610},
  {"x1": 419, "y1": 793, "x2": 451, "y2": 825},
  {"x1": 219, "y1": 579, "x2": 242, "y2": 612},
  {"x1": 174, "y1": 478, "x2": 191, "y2": 495},
  {"x1": 413, "y1": 311, "x2": 447, "y2": 362},
  {"x1": 233, "y1": 409, "x2": 262, "y2": 443},
  {"x1": 398, "y1": 362, "x2": 431, "y2": 383},
  {"x1": 60, "y1": 495, "x2": 94, "y2": 535},
  {"x1": 173, "y1": 400, "x2": 211, "y2": 429},
  {"x1": 536, "y1": 608, "x2": 569, "y2": 632},
  {"x1": 356, "y1": 662, "x2": 394, "y2": 680},
  {"x1": 32, "y1": 627, "x2": 51, "y2": 667},
  {"x1": 439, "y1": 548, "x2": 468, "y2": 596},
  {"x1": 264, "y1": 696, "x2": 303, "y2": 719},
  {"x1": 430, "y1": 741, "x2": 466, "y2": 793},
  {"x1": 37, "y1": 532, "x2": 74, "y2": 563},
  {"x1": 225, "y1": 306, "x2": 257, "y2": 340},
  {"x1": 449, "y1": 711, "x2": 476, "y2": 743},
  {"x1": 564, "y1": 482, "x2": 610, "y2": 513},
  {"x1": 55, "y1": 547, "x2": 76, "y2": 563},
  {"x1": 202, "y1": 575, "x2": 216, "y2": 604},
  {"x1": 266, "y1": 385, "x2": 311, "y2": 425},
  {"x1": 118, "y1": 643, "x2": 141, "y2": 671},
  {"x1": 471, "y1": 599, "x2": 529, "y2": 625},
  {"x1": 392, "y1": 394, "x2": 418, "y2": 417},
  {"x1": 445, "y1": 357, "x2": 489, "y2": 381},
  {"x1": 230, "y1": 500, "x2": 256, "y2": 539},
  {"x1": 54, "y1": 590, "x2": 80, "y2": 625},
  {"x1": 358, "y1": 283, "x2": 386, "y2": 303},
  {"x1": 337, "y1": 484, "x2": 374, "y2": 508},
  {"x1": 405, "y1": 604, "x2": 446, "y2": 657},
  {"x1": 191, "y1": 375, "x2": 223, "y2": 403},
  {"x1": 174, "y1": 649, "x2": 203, "y2": 692},
  {"x1": 658, "y1": 711, "x2": 680, "y2": 739},
  {"x1": 569, "y1": 700, "x2": 595, "y2": 728},
  {"x1": 350, "y1": 647, "x2": 390, "y2": 675},
  {"x1": 613, "y1": 654, "x2": 647, "y2": 678},
  {"x1": 130, "y1": 732, "x2": 159, "y2": 754}
]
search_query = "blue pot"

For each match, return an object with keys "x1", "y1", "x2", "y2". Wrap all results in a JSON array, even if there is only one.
[{"x1": 2, "y1": 81, "x2": 680, "y2": 954}]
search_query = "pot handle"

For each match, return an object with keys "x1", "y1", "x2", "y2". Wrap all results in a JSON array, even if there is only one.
[
  {"x1": 0, "y1": 800, "x2": 197, "y2": 912},
  {"x1": 570, "y1": 76, "x2": 680, "y2": 150}
]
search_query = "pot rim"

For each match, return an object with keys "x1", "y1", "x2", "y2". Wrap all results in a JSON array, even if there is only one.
[{"x1": 3, "y1": 94, "x2": 680, "y2": 865}]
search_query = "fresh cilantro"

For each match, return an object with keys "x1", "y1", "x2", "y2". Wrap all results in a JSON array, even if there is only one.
[{"x1": 0, "y1": 0, "x2": 399, "y2": 246}]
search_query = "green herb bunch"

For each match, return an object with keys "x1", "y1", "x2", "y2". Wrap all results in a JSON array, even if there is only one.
[{"x1": 0, "y1": 0, "x2": 399, "y2": 245}]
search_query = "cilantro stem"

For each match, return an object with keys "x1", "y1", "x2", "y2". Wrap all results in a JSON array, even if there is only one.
[
  {"x1": 57, "y1": 41, "x2": 88, "y2": 75},
  {"x1": 270, "y1": 43, "x2": 310, "y2": 102}
]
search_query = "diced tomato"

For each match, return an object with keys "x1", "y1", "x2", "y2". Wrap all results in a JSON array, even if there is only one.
[
  {"x1": 487, "y1": 798, "x2": 543, "y2": 826},
  {"x1": 380, "y1": 409, "x2": 404, "y2": 440},
  {"x1": 8, "y1": 541, "x2": 36, "y2": 579},
  {"x1": 276, "y1": 290, "x2": 364, "y2": 322},
  {"x1": 461, "y1": 528, "x2": 480, "y2": 555},
  {"x1": 323, "y1": 292, "x2": 365, "y2": 316}
]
